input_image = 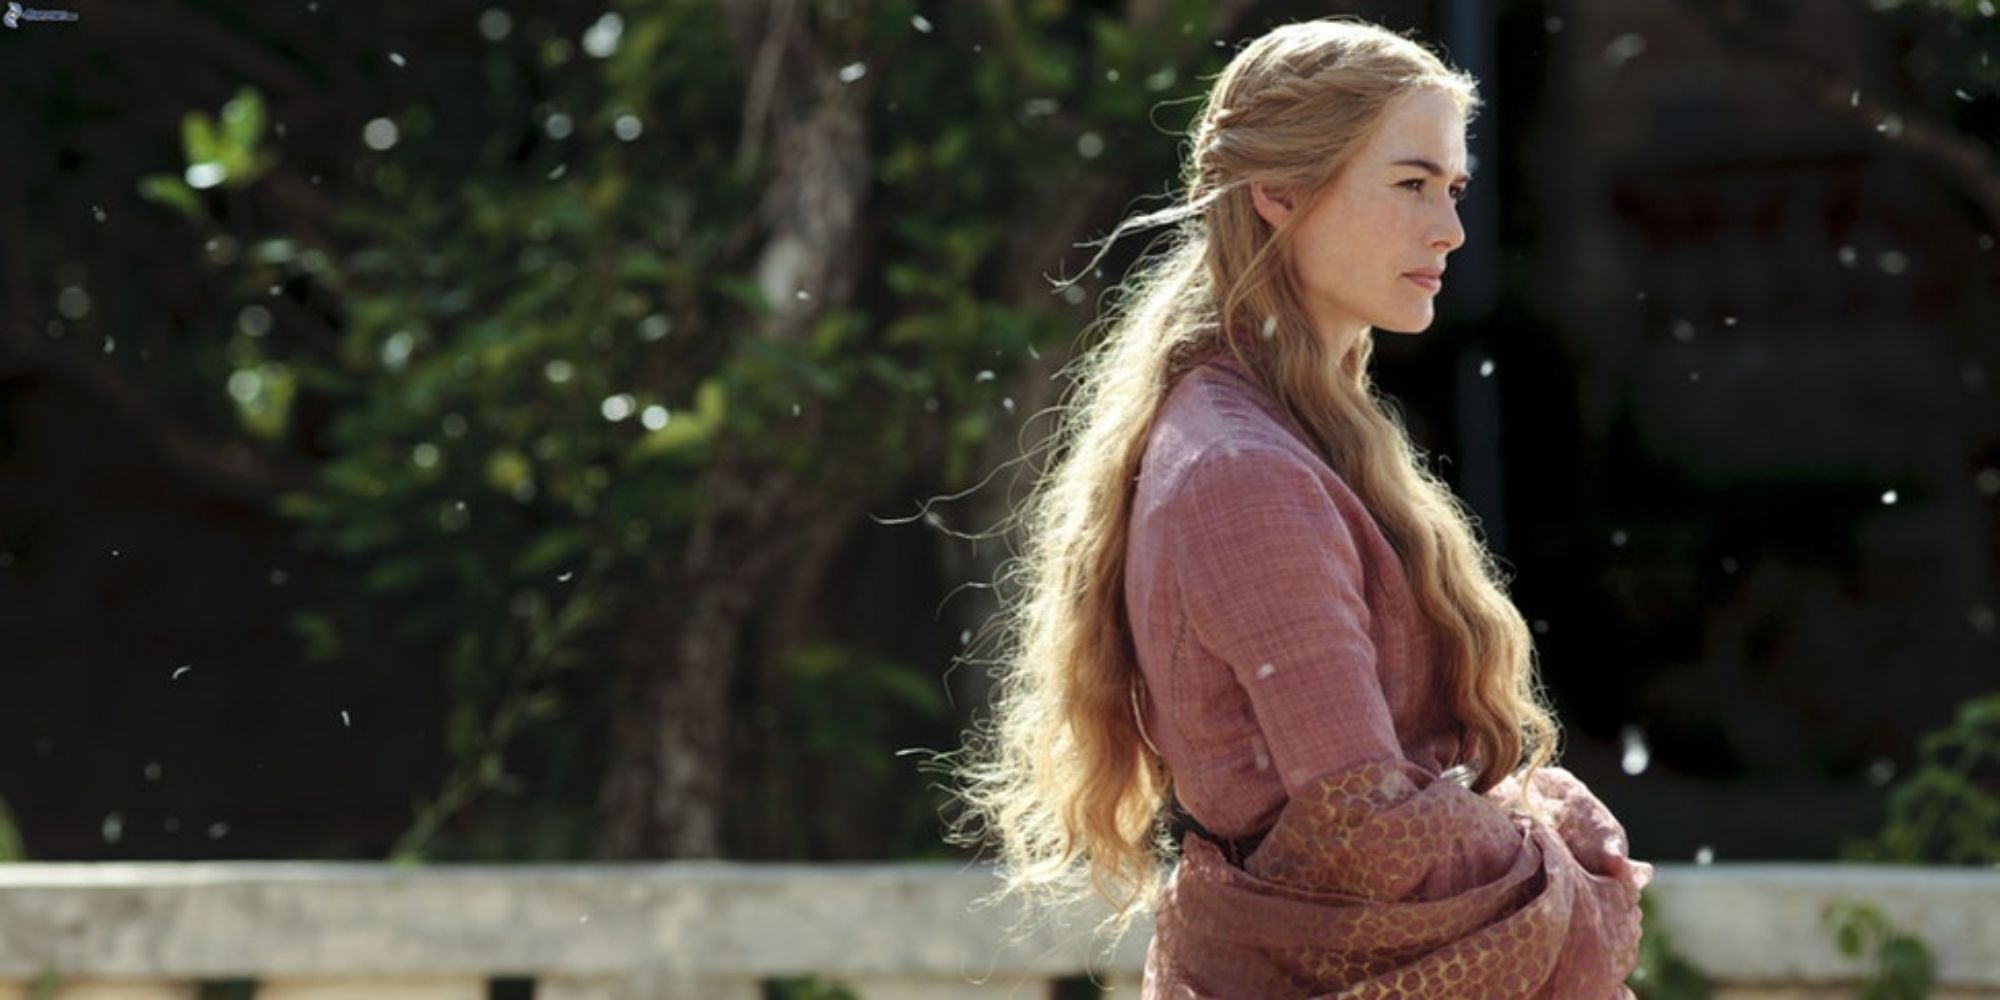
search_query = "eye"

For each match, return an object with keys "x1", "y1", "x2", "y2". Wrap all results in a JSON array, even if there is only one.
[{"x1": 1402, "y1": 178, "x2": 1470, "y2": 201}]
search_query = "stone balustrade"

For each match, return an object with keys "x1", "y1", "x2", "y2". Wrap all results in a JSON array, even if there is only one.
[{"x1": 0, "y1": 862, "x2": 1994, "y2": 998}]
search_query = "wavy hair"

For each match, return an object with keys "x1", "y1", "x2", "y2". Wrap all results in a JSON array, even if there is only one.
[{"x1": 949, "y1": 15, "x2": 1561, "y2": 936}]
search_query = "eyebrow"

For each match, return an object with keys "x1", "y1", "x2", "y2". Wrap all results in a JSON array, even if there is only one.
[{"x1": 1390, "y1": 158, "x2": 1473, "y2": 184}]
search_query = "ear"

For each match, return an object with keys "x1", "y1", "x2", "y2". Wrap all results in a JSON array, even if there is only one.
[{"x1": 1250, "y1": 180, "x2": 1296, "y2": 229}]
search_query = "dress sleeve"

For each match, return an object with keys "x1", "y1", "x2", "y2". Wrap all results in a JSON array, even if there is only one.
[{"x1": 1163, "y1": 445, "x2": 1406, "y2": 794}]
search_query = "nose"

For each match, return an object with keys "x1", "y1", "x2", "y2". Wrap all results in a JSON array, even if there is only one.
[{"x1": 1430, "y1": 202, "x2": 1465, "y2": 253}]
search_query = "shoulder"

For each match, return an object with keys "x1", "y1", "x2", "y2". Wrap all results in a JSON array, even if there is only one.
[{"x1": 1139, "y1": 362, "x2": 1338, "y2": 513}]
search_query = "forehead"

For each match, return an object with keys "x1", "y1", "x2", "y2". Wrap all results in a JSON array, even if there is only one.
[{"x1": 1360, "y1": 90, "x2": 1470, "y2": 174}]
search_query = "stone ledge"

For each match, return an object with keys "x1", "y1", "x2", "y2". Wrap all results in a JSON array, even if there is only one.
[{"x1": 0, "y1": 862, "x2": 1990, "y2": 989}]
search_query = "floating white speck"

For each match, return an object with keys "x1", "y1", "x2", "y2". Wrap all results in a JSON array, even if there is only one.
[
  {"x1": 1850, "y1": 88, "x2": 1861, "y2": 108},
  {"x1": 1837, "y1": 245, "x2": 1858, "y2": 268},
  {"x1": 101, "y1": 813, "x2": 124, "y2": 844},
  {"x1": 1478, "y1": 359, "x2": 1495, "y2": 377},
  {"x1": 340, "y1": 710, "x2": 351, "y2": 727},
  {"x1": 173, "y1": 665, "x2": 192, "y2": 680},
  {"x1": 1603, "y1": 33, "x2": 1646, "y2": 68},
  {"x1": 91, "y1": 205, "x2": 106, "y2": 222},
  {"x1": 144, "y1": 762, "x2": 162, "y2": 781},
  {"x1": 1531, "y1": 618, "x2": 1549, "y2": 635},
  {"x1": 1969, "y1": 605, "x2": 1996, "y2": 634},
  {"x1": 910, "y1": 14, "x2": 932, "y2": 33},
  {"x1": 1076, "y1": 132, "x2": 1104, "y2": 159},
  {"x1": 362, "y1": 118, "x2": 399, "y2": 151},
  {"x1": 613, "y1": 114, "x2": 643, "y2": 141},
  {"x1": 1619, "y1": 724, "x2": 1650, "y2": 776},
  {"x1": 974, "y1": 369, "x2": 996, "y2": 382},
  {"x1": 1672, "y1": 319, "x2": 1695, "y2": 342},
  {"x1": 1723, "y1": 315, "x2": 1737, "y2": 326},
  {"x1": 582, "y1": 13, "x2": 624, "y2": 58},
  {"x1": 478, "y1": 8, "x2": 512, "y2": 41},
  {"x1": 1610, "y1": 529, "x2": 1628, "y2": 548},
  {"x1": 389, "y1": 52, "x2": 406, "y2": 67},
  {"x1": 838, "y1": 62, "x2": 867, "y2": 83},
  {"x1": 1865, "y1": 757, "x2": 1896, "y2": 787},
  {"x1": 959, "y1": 629, "x2": 971, "y2": 645},
  {"x1": 1880, "y1": 489, "x2": 1898, "y2": 505},
  {"x1": 1694, "y1": 845, "x2": 1714, "y2": 865},
  {"x1": 557, "y1": 570, "x2": 574, "y2": 583},
  {"x1": 185, "y1": 161, "x2": 227, "y2": 189},
  {"x1": 1255, "y1": 662, "x2": 1277, "y2": 680},
  {"x1": 640, "y1": 405, "x2": 669, "y2": 430},
  {"x1": 1878, "y1": 250, "x2": 1908, "y2": 275},
  {"x1": 208, "y1": 822, "x2": 230, "y2": 839},
  {"x1": 1261, "y1": 314, "x2": 1279, "y2": 339}
]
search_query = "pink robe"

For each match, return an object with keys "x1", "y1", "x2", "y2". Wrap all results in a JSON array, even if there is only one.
[{"x1": 1123, "y1": 348, "x2": 1654, "y2": 998}]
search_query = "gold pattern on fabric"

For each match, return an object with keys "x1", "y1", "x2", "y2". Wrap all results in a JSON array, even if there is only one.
[{"x1": 1145, "y1": 760, "x2": 1653, "y2": 999}]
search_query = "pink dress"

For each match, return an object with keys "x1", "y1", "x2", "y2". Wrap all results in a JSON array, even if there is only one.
[{"x1": 1123, "y1": 348, "x2": 1655, "y2": 998}]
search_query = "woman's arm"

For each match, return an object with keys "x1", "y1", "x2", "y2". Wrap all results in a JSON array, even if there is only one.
[{"x1": 1154, "y1": 444, "x2": 1652, "y2": 997}]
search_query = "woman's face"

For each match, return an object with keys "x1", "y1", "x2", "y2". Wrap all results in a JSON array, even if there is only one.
[{"x1": 1251, "y1": 87, "x2": 1470, "y2": 357}]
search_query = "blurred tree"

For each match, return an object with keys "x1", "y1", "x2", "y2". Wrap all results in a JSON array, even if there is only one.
[{"x1": 67, "y1": 0, "x2": 1266, "y2": 860}]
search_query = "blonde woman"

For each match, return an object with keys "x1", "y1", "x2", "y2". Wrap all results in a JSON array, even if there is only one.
[{"x1": 954, "y1": 15, "x2": 1655, "y2": 998}]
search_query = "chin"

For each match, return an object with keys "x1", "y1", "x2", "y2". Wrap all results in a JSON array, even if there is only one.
[{"x1": 1375, "y1": 314, "x2": 1434, "y2": 335}]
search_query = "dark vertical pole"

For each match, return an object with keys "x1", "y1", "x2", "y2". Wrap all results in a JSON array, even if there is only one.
[{"x1": 1437, "y1": 0, "x2": 1508, "y2": 555}]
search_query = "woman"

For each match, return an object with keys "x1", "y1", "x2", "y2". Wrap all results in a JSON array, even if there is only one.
[{"x1": 953, "y1": 15, "x2": 1654, "y2": 998}]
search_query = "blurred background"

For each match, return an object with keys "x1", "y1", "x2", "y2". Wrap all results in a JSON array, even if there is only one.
[{"x1": 0, "y1": 0, "x2": 1994, "y2": 887}]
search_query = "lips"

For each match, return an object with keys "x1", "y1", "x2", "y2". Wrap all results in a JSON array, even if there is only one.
[{"x1": 1404, "y1": 270, "x2": 1442, "y2": 292}]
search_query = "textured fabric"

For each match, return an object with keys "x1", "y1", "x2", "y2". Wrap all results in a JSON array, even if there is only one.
[{"x1": 1123, "y1": 348, "x2": 1655, "y2": 998}]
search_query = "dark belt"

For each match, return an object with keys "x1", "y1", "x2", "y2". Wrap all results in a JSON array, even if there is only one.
[{"x1": 1169, "y1": 797, "x2": 1268, "y2": 868}]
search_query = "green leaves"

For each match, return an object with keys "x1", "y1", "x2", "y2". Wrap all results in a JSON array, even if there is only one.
[
  {"x1": 1842, "y1": 691, "x2": 2000, "y2": 865},
  {"x1": 139, "y1": 87, "x2": 276, "y2": 219},
  {"x1": 1822, "y1": 900, "x2": 1938, "y2": 1000}
]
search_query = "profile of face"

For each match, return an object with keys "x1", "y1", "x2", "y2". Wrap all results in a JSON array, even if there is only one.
[{"x1": 1250, "y1": 87, "x2": 1470, "y2": 356}]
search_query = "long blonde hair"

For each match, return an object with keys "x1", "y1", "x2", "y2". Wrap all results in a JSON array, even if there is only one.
[{"x1": 949, "y1": 15, "x2": 1560, "y2": 935}]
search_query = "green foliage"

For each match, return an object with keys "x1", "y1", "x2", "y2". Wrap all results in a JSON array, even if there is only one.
[
  {"x1": 138, "y1": 87, "x2": 275, "y2": 219},
  {"x1": 135, "y1": 0, "x2": 1233, "y2": 860},
  {"x1": 0, "y1": 796, "x2": 23, "y2": 862},
  {"x1": 766, "y1": 978, "x2": 859, "y2": 1000},
  {"x1": 1627, "y1": 888, "x2": 1715, "y2": 1000},
  {"x1": 1841, "y1": 691, "x2": 2000, "y2": 865},
  {"x1": 1822, "y1": 900, "x2": 1938, "y2": 1000}
]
